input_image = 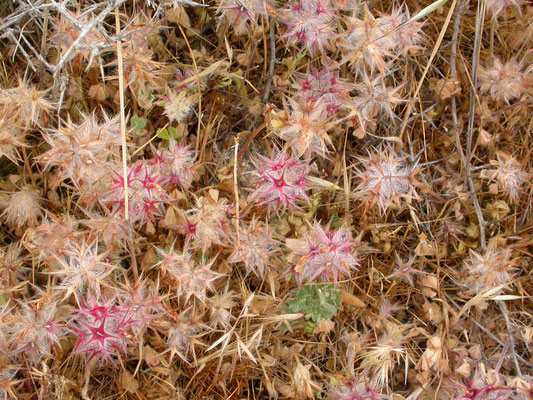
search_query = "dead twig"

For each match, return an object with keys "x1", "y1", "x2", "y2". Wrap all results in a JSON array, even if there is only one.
[
  {"x1": 233, "y1": 137, "x2": 242, "y2": 259},
  {"x1": 262, "y1": 22, "x2": 276, "y2": 105},
  {"x1": 237, "y1": 121, "x2": 267, "y2": 162},
  {"x1": 115, "y1": 6, "x2": 129, "y2": 221},
  {"x1": 398, "y1": 0, "x2": 458, "y2": 142},
  {"x1": 52, "y1": 0, "x2": 128, "y2": 96}
]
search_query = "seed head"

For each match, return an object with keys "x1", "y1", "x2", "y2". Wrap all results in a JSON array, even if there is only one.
[
  {"x1": 38, "y1": 112, "x2": 120, "y2": 189},
  {"x1": 208, "y1": 289, "x2": 237, "y2": 329},
  {"x1": 351, "y1": 76, "x2": 402, "y2": 123},
  {"x1": 120, "y1": 49, "x2": 163, "y2": 103},
  {"x1": 22, "y1": 214, "x2": 79, "y2": 265},
  {"x1": 50, "y1": 241, "x2": 115, "y2": 302},
  {"x1": 355, "y1": 150, "x2": 420, "y2": 213},
  {"x1": 71, "y1": 296, "x2": 134, "y2": 366},
  {"x1": 156, "y1": 248, "x2": 223, "y2": 303},
  {"x1": 117, "y1": 277, "x2": 164, "y2": 336},
  {"x1": 287, "y1": 222, "x2": 359, "y2": 284},
  {"x1": 83, "y1": 213, "x2": 134, "y2": 250},
  {"x1": 340, "y1": 7, "x2": 396, "y2": 74},
  {"x1": 162, "y1": 90, "x2": 198, "y2": 123},
  {"x1": 378, "y1": 299, "x2": 403, "y2": 320},
  {"x1": 478, "y1": 58, "x2": 529, "y2": 103},
  {"x1": 461, "y1": 248, "x2": 516, "y2": 294},
  {"x1": 329, "y1": 376, "x2": 388, "y2": 400},
  {"x1": 294, "y1": 66, "x2": 354, "y2": 115},
  {"x1": 1, "y1": 186, "x2": 43, "y2": 229},
  {"x1": 380, "y1": 7, "x2": 425, "y2": 56},
  {"x1": 10, "y1": 301, "x2": 65, "y2": 364},
  {"x1": 0, "y1": 78, "x2": 53, "y2": 128},
  {"x1": 123, "y1": 13, "x2": 159, "y2": 52},
  {"x1": 0, "y1": 115, "x2": 26, "y2": 165},
  {"x1": 489, "y1": 152, "x2": 529, "y2": 202},
  {"x1": 453, "y1": 368, "x2": 512, "y2": 400},
  {"x1": 281, "y1": 0, "x2": 336, "y2": 55},
  {"x1": 150, "y1": 139, "x2": 198, "y2": 190},
  {"x1": 216, "y1": 0, "x2": 272, "y2": 34},
  {"x1": 228, "y1": 218, "x2": 277, "y2": 278},
  {"x1": 181, "y1": 195, "x2": 228, "y2": 250},
  {"x1": 166, "y1": 311, "x2": 206, "y2": 363},
  {"x1": 358, "y1": 324, "x2": 409, "y2": 387},
  {"x1": 103, "y1": 160, "x2": 169, "y2": 225},
  {"x1": 251, "y1": 149, "x2": 311, "y2": 213},
  {"x1": 435, "y1": 219, "x2": 464, "y2": 243},
  {"x1": 275, "y1": 99, "x2": 332, "y2": 156},
  {"x1": 292, "y1": 360, "x2": 321, "y2": 398},
  {"x1": 387, "y1": 253, "x2": 422, "y2": 287}
]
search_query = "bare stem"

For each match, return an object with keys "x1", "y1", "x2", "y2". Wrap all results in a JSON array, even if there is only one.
[{"x1": 233, "y1": 137, "x2": 242, "y2": 258}]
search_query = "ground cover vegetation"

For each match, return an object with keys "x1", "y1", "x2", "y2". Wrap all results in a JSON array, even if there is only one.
[{"x1": 0, "y1": 0, "x2": 531, "y2": 398}]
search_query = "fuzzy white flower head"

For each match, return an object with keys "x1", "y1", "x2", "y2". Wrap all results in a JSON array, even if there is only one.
[
  {"x1": 1, "y1": 186, "x2": 42, "y2": 229},
  {"x1": 489, "y1": 152, "x2": 529, "y2": 202},
  {"x1": 163, "y1": 90, "x2": 198, "y2": 123},
  {"x1": 355, "y1": 149, "x2": 420, "y2": 213}
]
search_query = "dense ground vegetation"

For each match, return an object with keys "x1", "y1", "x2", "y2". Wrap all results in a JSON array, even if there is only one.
[{"x1": 0, "y1": 0, "x2": 531, "y2": 398}]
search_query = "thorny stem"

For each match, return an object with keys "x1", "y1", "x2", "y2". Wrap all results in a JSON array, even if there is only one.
[
  {"x1": 495, "y1": 341, "x2": 510, "y2": 373},
  {"x1": 38, "y1": 9, "x2": 49, "y2": 88},
  {"x1": 0, "y1": 0, "x2": 132, "y2": 101},
  {"x1": 516, "y1": 189, "x2": 532, "y2": 234},
  {"x1": 52, "y1": 0, "x2": 129, "y2": 97},
  {"x1": 471, "y1": 319, "x2": 530, "y2": 363},
  {"x1": 498, "y1": 300, "x2": 523, "y2": 378},
  {"x1": 448, "y1": 296, "x2": 529, "y2": 365},
  {"x1": 464, "y1": 0, "x2": 487, "y2": 251},
  {"x1": 450, "y1": 0, "x2": 467, "y2": 168},
  {"x1": 464, "y1": 0, "x2": 485, "y2": 183},
  {"x1": 5, "y1": 30, "x2": 38, "y2": 72}
]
